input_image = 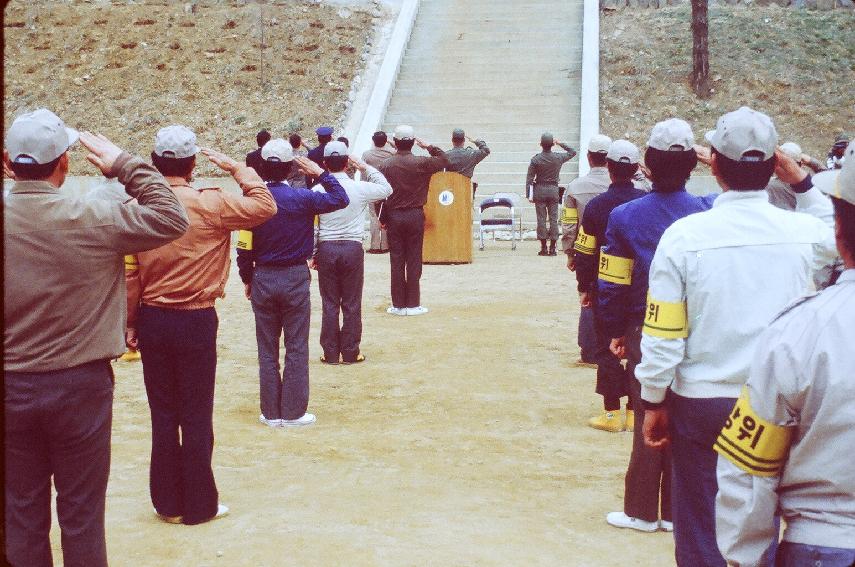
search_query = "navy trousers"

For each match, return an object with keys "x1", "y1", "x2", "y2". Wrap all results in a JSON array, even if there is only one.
[
  {"x1": 386, "y1": 208, "x2": 425, "y2": 309},
  {"x1": 5, "y1": 360, "x2": 113, "y2": 567},
  {"x1": 777, "y1": 542, "x2": 855, "y2": 567},
  {"x1": 137, "y1": 305, "x2": 219, "y2": 525},
  {"x1": 317, "y1": 240, "x2": 365, "y2": 363}
]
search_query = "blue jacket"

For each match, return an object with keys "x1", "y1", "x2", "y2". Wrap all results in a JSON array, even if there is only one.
[
  {"x1": 237, "y1": 173, "x2": 348, "y2": 283},
  {"x1": 305, "y1": 144, "x2": 327, "y2": 187},
  {"x1": 597, "y1": 187, "x2": 717, "y2": 338}
]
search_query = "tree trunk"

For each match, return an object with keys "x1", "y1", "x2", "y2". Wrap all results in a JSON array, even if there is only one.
[{"x1": 690, "y1": 0, "x2": 712, "y2": 98}]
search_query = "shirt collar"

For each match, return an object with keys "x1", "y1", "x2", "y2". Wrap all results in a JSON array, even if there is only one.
[
  {"x1": 838, "y1": 269, "x2": 855, "y2": 284},
  {"x1": 9, "y1": 180, "x2": 60, "y2": 194},
  {"x1": 712, "y1": 189, "x2": 767, "y2": 208},
  {"x1": 651, "y1": 184, "x2": 687, "y2": 194},
  {"x1": 331, "y1": 171, "x2": 350, "y2": 180}
]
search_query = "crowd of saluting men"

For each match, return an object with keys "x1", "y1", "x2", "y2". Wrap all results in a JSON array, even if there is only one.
[{"x1": 3, "y1": 104, "x2": 853, "y2": 567}]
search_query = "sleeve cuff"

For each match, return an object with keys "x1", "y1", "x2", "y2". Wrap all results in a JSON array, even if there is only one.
[
  {"x1": 790, "y1": 175, "x2": 813, "y2": 194},
  {"x1": 641, "y1": 384, "x2": 667, "y2": 406}
]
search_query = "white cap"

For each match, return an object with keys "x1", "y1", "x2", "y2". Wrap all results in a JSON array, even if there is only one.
[
  {"x1": 648, "y1": 118, "x2": 695, "y2": 152},
  {"x1": 5, "y1": 108, "x2": 79, "y2": 164},
  {"x1": 394, "y1": 124, "x2": 415, "y2": 141},
  {"x1": 606, "y1": 140, "x2": 640, "y2": 164},
  {"x1": 323, "y1": 140, "x2": 348, "y2": 158},
  {"x1": 705, "y1": 106, "x2": 778, "y2": 162},
  {"x1": 261, "y1": 138, "x2": 294, "y2": 162},
  {"x1": 588, "y1": 134, "x2": 612, "y2": 154},
  {"x1": 154, "y1": 125, "x2": 199, "y2": 159},
  {"x1": 811, "y1": 143, "x2": 855, "y2": 206},
  {"x1": 780, "y1": 142, "x2": 802, "y2": 162}
]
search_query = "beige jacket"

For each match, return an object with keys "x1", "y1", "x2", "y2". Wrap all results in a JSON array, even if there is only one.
[
  {"x1": 126, "y1": 166, "x2": 275, "y2": 326},
  {"x1": 4, "y1": 153, "x2": 189, "y2": 372}
]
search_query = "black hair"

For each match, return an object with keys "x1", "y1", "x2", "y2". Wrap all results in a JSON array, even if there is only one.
[
  {"x1": 541, "y1": 142, "x2": 553, "y2": 152},
  {"x1": 712, "y1": 148, "x2": 776, "y2": 191},
  {"x1": 256, "y1": 130, "x2": 271, "y2": 148},
  {"x1": 588, "y1": 151, "x2": 608, "y2": 168},
  {"x1": 644, "y1": 147, "x2": 698, "y2": 191},
  {"x1": 317, "y1": 134, "x2": 333, "y2": 144},
  {"x1": 9, "y1": 155, "x2": 62, "y2": 180},
  {"x1": 606, "y1": 159, "x2": 639, "y2": 183},
  {"x1": 288, "y1": 133, "x2": 301, "y2": 149},
  {"x1": 372, "y1": 131, "x2": 387, "y2": 147},
  {"x1": 324, "y1": 155, "x2": 348, "y2": 173},
  {"x1": 337, "y1": 136, "x2": 349, "y2": 147},
  {"x1": 261, "y1": 160, "x2": 292, "y2": 183},
  {"x1": 151, "y1": 153, "x2": 195, "y2": 177},
  {"x1": 395, "y1": 139, "x2": 414, "y2": 152},
  {"x1": 833, "y1": 197, "x2": 855, "y2": 260}
]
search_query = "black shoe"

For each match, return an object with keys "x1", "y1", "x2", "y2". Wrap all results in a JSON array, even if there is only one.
[
  {"x1": 548, "y1": 249, "x2": 557, "y2": 256},
  {"x1": 538, "y1": 249, "x2": 548, "y2": 256}
]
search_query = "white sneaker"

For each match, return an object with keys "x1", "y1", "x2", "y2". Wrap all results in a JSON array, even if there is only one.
[
  {"x1": 659, "y1": 519, "x2": 673, "y2": 532},
  {"x1": 259, "y1": 414, "x2": 282, "y2": 428},
  {"x1": 606, "y1": 511, "x2": 659, "y2": 533},
  {"x1": 386, "y1": 306, "x2": 407, "y2": 316},
  {"x1": 215, "y1": 504, "x2": 229, "y2": 519},
  {"x1": 405, "y1": 306, "x2": 429, "y2": 316},
  {"x1": 279, "y1": 413, "x2": 316, "y2": 427}
]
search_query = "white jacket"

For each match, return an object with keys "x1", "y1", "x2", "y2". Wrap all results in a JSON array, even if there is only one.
[{"x1": 314, "y1": 167, "x2": 392, "y2": 243}]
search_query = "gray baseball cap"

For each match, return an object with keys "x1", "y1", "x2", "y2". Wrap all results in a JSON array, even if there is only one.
[
  {"x1": 323, "y1": 140, "x2": 348, "y2": 158},
  {"x1": 812, "y1": 143, "x2": 855, "y2": 206},
  {"x1": 5, "y1": 108, "x2": 79, "y2": 164},
  {"x1": 648, "y1": 118, "x2": 695, "y2": 152},
  {"x1": 261, "y1": 138, "x2": 294, "y2": 162},
  {"x1": 541, "y1": 132, "x2": 554, "y2": 145},
  {"x1": 452, "y1": 128, "x2": 465, "y2": 140},
  {"x1": 588, "y1": 134, "x2": 612, "y2": 154},
  {"x1": 394, "y1": 125, "x2": 415, "y2": 141},
  {"x1": 705, "y1": 106, "x2": 778, "y2": 162},
  {"x1": 606, "y1": 140, "x2": 640, "y2": 164},
  {"x1": 154, "y1": 125, "x2": 199, "y2": 159}
]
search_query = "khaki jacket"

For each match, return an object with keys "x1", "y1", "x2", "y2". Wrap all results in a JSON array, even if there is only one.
[
  {"x1": 4, "y1": 153, "x2": 189, "y2": 372},
  {"x1": 126, "y1": 165, "x2": 275, "y2": 326}
]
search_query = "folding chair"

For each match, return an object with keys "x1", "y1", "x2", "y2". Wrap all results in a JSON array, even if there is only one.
[{"x1": 478, "y1": 193, "x2": 518, "y2": 250}]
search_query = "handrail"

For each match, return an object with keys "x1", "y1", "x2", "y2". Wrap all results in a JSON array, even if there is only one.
[{"x1": 578, "y1": 0, "x2": 600, "y2": 177}]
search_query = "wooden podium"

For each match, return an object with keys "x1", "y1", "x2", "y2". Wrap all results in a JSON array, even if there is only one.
[{"x1": 423, "y1": 172, "x2": 473, "y2": 264}]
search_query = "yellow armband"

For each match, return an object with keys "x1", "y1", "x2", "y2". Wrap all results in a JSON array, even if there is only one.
[
  {"x1": 561, "y1": 206, "x2": 579, "y2": 224},
  {"x1": 714, "y1": 388, "x2": 793, "y2": 477},
  {"x1": 573, "y1": 226, "x2": 597, "y2": 255},
  {"x1": 236, "y1": 230, "x2": 253, "y2": 251},
  {"x1": 642, "y1": 294, "x2": 688, "y2": 338},
  {"x1": 124, "y1": 255, "x2": 139, "y2": 273},
  {"x1": 598, "y1": 253, "x2": 634, "y2": 285}
]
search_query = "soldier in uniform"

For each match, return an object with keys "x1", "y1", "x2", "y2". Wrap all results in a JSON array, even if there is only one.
[
  {"x1": 362, "y1": 131, "x2": 395, "y2": 253},
  {"x1": 526, "y1": 132, "x2": 577, "y2": 256},
  {"x1": 715, "y1": 144, "x2": 855, "y2": 567},
  {"x1": 444, "y1": 128, "x2": 490, "y2": 198},
  {"x1": 596, "y1": 119, "x2": 715, "y2": 532},
  {"x1": 561, "y1": 133, "x2": 611, "y2": 364},
  {"x1": 574, "y1": 140, "x2": 645, "y2": 432},
  {"x1": 636, "y1": 107, "x2": 838, "y2": 566}
]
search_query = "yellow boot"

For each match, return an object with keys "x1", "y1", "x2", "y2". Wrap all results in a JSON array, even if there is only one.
[
  {"x1": 625, "y1": 409, "x2": 635, "y2": 432},
  {"x1": 588, "y1": 411, "x2": 625, "y2": 433},
  {"x1": 119, "y1": 349, "x2": 141, "y2": 362}
]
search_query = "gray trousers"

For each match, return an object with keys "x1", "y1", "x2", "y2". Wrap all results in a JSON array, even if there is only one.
[
  {"x1": 535, "y1": 198, "x2": 560, "y2": 240},
  {"x1": 5, "y1": 360, "x2": 113, "y2": 567},
  {"x1": 250, "y1": 264, "x2": 311, "y2": 420},
  {"x1": 368, "y1": 203, "x2": 388, "y2": 251},
  {"x1": 317, "y1": 240, "x2": 365, "y2": 363}
]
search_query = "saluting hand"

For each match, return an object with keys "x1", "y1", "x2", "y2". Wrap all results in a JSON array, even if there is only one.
[
  {"x1": 774, "y1": 148, "x2": 808, "y2": 185},
  {"x1": 3, "y1": 151, "x2": 16, "y2": 180},
  {"x1": 414, "y1": 138, "x2": 430, "y2": 150},
  {"x1": 348, "y1": 155, "x2": 367, "y2": 174},
  {"x1": 693, "y1": 144, "x2": 713, "y2": 167},
  {"x1": 294, "y1": 156, "x2": 324, "y2": 177},
  {"x1": 79, "y1": 131, "x2": 124, "y2": 177},
  {"x1": 201, "y1": 147, "x2": 240, "y2": 174}
]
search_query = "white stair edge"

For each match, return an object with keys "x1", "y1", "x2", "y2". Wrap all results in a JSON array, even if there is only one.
[{"x1": 578, "y1": 0, "x2": 600, "y2": 178}]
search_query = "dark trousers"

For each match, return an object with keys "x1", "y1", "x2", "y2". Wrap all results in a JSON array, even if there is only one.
[
  {"x1": 5, "y1": 360, "x2": 113, "y2": 567},
  {"x1": 387, "y1": 208, "x2": 425, "y2": 308},
  {"x1": 137, "y1": 305, "x2": 219, "y2": 525},
  {"x1": 669, "y1": 392, "x2": 735, "y2": 567},
  {"x1": 578, "y1": 305, "x2": 597, "y2": 362},
  {"x1": 592, "y1": 302, "x2": 629, "y2": 410},
  {"x1": 317, "y1": 240, "x2": 365, "y2": 363},
  {"x1": 624, "y1": 326, "x2": 671, "y2": 523},
  {"x1": 250, "y1": 264, "x2": 311, "y2": 420},
  {"x1": 776, "y1": 542, "x2": 855, "y2": 567}
]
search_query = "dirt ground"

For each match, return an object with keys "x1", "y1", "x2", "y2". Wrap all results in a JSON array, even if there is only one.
[
  {"x1": 600, "y1": 5, "x2": 855, "y2": 159},
  {"x1": 43, "y1": 241, "x2": 674, "y2": 566}
]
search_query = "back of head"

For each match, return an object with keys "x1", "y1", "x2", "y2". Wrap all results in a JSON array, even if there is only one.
[
  {"x1": 6, "y1": 108, "x2": 78, "y2": 181},
  {"x1": 316, "y1": 126, "x2": 333, "y2": 145},
  {"x1": 337, "y1": 136, "x2": 349, "y2": 148},
  {"x1": 813, "y1": 144, "x2": 855, "y2": 261},
  {"x1": 152, "y1": 124, "x2": 199, "y2": 178},
  {"x1": 372, "y1": 131, "x2": 388, "y2": 148},
  {"x1": 540, "y1": 132, "x2": 554, "y2": 151},
  {"x1": 323, "y1": 140, "x2": 349, "y2": 173},
  {"x1": 257, "y1": 129, "x2": 271, "y2": 148},
  {"x1": 261, "y1": 138, "x2": 294, "y2": 182},
  {"x1": 288, "y1": 133, "x2": 301, "y2": 150},
  {"x1": 706, "y1": 107, "x2": 777, "y2": 190},
  {"x1": 452, "y1": 128, "x2": 465, "y2": 146},
  {"x1": 393, "y1": 124, "x2": 415, "y2": 151},
  {"x1": 645, "y1": 118, "x2": 698, "y2": 190},
  {"x1": 587, "y1": 134, "x2": 611, "y2": 167},
  {"x1": 606, "y1": 139, "x2": 640, "y2": 183}
]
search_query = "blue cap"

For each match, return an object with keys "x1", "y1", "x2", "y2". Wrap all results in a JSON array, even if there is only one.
[{"x1": 316, "y1": 126, "x2": 333, "y2": 136}]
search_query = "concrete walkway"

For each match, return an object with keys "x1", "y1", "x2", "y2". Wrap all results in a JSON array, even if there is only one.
[{"x1": 380, "y1": 0, "x2": 585, "y2": 225}]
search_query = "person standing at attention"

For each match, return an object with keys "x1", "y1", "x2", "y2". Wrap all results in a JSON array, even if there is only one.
[
  {"x1": 527, "y1": 132, "x2": 577, "y2": 256},
  {"x1": 361, "y1": 130, "x2": 395, "y2": 253}
]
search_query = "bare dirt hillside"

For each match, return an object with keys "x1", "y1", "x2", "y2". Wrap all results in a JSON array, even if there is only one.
[
  {"x1": 3, "y1": 0, "x2": 378, "y2": 175},
  {"x1": 601, "y1": 5, "x2": 854, "y2": 159}
]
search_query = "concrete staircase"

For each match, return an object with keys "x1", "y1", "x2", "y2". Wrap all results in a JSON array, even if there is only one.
[{"x1": 380, "y1": 0, "x2": 584, "y2": 227}]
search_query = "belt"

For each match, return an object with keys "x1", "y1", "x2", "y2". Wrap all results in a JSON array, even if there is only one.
[{"x1": 256, "y1": 259, "x2": 307, "y2": 269}]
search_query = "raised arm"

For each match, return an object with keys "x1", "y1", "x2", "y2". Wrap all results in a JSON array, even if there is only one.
[{"x1": 201, "y1": 147, "x2": 276, "y2": 230}]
